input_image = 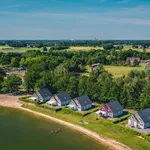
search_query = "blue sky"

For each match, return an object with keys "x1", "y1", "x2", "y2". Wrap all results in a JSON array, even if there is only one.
[{"x1": 0, "y1": 0, "x2": 150, "y2": 40}]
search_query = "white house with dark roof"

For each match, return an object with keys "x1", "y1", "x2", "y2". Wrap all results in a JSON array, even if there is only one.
[
  {"x1": 32, "y1": 88, "x2": 52, "y2": 103},
  {"x1": 98, "y1": 100, "x2": 124, "y2": 118},
  {"x1": 128, "y1": 108, "x2": 150, "y2": 129},
  {"x1": 46, "y1": 92, "x2": 71, "y2": 106},
  {"x1": 68, "y1": 95, "x2": 92, "y2": 111}
]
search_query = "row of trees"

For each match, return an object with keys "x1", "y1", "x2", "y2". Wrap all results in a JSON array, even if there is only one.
[
  {"x1": 0, "y1": 48, "x2": 150, "y2": 67},
  {"x1": 1, "y1": 40, "x2": 150, "y2": 48}
]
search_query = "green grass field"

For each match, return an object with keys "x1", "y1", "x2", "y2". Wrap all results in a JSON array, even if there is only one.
[
  {"x1": 22, "y1": 103, "x2": 150, "y2": 150},
  {"x1": 122, "y1": 45, "x2": 150, "y2": 53},
  {"x1": 104, "y1": 65, "x2": 146, "y2": 77},
  {"x1": 68, "y1": 46, "x2": 103, "y2": 51},
  {"x1": 0, "y1": 45, "x2": 42, "y2": 53}
]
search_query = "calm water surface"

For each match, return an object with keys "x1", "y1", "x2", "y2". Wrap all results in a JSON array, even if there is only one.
[{"x1": 0, "y1": 107, "x2": 107, "y2": 150}]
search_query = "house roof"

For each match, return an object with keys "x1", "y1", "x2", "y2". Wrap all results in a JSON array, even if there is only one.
[
  {"x1": 91, "y1": 63, "x2": 100, "y2": 68},
  {"x1": 107, "y1": 100, "x2": 123, "y2": 113},
  {"x1": 137, "y1": 108, "x2": 150, "y2": 123},
  {"x1": 55, "y1": 92, "x2": 71, "y2": 102},
  {"x1": 75, "y1": 95, "x2": 92, "y2": 107},
  {"x1": 37, "y1": 88, "x2": 52, "y2": 98}
]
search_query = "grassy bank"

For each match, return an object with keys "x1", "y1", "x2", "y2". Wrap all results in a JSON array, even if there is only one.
[{"x1": 22, "y1": 103, "x2": 150, "y2": 150}]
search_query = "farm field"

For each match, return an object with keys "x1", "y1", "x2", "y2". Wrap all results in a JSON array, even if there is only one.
[
  {"x1": 104, "y1": 65, "x2": 146, "y2": 77},
  {"x1": 0, "y1": 45, "x2": 42, "y2": 53},
  {"x1": 121, "y1": 45, "x2": 150, "y2": 53},
  {"x1": 68, "y1": 46, "x2": 103, "y2": 51}
]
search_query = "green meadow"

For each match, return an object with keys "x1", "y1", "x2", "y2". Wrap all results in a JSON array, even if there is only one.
[{"x1": 104, "y1": 65, "x2": 146, "y2": 77}]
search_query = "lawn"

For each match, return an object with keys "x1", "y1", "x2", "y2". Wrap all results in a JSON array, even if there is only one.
[
  {"x1": 22, "y1": 103, "x2": 150, "y2": 150},
  {"x1": 68, "y1": 46, "x2": 103, "y2": 51},
  {"x1": 85, "y1": 65, "x2": 146, "y2": 78},
  {"x1": 104, "y1": 65, "x2": 146, "y2": 77}
]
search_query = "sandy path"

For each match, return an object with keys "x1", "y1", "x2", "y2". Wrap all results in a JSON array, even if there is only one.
[{"x1": 0, "y1": 94, "x2": 131, "y2": 150}]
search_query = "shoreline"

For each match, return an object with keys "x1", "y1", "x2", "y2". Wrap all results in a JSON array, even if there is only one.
[{"x1": 0, "y1": 94, "x2": 131, "y2": 150}]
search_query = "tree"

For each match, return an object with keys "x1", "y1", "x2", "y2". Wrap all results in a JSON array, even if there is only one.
[
  {"x1": 2, "y1": 74, "x2": 22, "y2": 93},
  {"x1": 19, "y1": 58, "x2": 26, "y2": 68},
  {"x1": 43, "y1": 47, "x2": 48, "y2": 52},
  {"x1": 132, "y1": 59, "x2": 139, "y2": 67},
  {"x1": 103, "y1": 43, "x2": 114, "y2": 50},
  {"x1": 0, "y1": 68, "x2": 5, "y2": 91},
  {"x1": 10, "y1": 57, "x2": 20, "y2": 67},
  {"x1": 125, "y1": 58, "x2": 131, "y2": 66},
  {"x1": 140, "y1": 79, "x2": 150, "y2": 109}
]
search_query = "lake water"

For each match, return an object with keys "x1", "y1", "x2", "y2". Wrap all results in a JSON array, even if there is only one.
[{"x1": 0, "y1": 107, "x2": 107, "y2": 150}]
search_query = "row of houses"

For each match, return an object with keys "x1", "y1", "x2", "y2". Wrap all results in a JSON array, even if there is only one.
[
  {"x1": 32, "y1": 88, "x2": 92, "y2": 111},
  {"x1": 32, "y1": 88, "x2": 150, "y2": 130}
]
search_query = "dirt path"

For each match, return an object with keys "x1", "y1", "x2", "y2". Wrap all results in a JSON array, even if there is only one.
[{"x1": 0, "y1": 94, "x2": 131, "y2": 150}]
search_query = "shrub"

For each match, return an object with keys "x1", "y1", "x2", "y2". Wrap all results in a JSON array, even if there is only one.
[
  {"x1": 37, "y1": 104, "x2": 61, "y2": 112},
  {"x1": 113, "y1": 113, "x2": 131, "y2": 124},
  {"x1": 82, "y1": 107, "x2": 100, "y2": 116},
  {"x1": 61, "y1": 107, "x2": 83, "y2": 117},
  {"x1": 19, "y1": 96, "x2": 37, "y2": 104},
  {"x1": 141, "y1": 134, "x2": 150, "y2": 142}
]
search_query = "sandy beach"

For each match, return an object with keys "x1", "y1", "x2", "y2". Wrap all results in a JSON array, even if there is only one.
[{"x1": 0, "y1": 94, "x2": 131, "y2": 150}]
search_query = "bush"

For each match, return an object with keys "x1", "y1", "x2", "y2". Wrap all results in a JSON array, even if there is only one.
[
  {"x1": 61, "y1": 107, "x2": 83, "y2": 117},
  {"x1": 37, "y1": 104, "x2": 61, "y2": 112},
  {"x1": 19, "y1": 96, "x2": 37, "y2": 104},
  {"x1": 141, "y1": 134, "x2": 150, "y2": 142},
  {"x1": 113, "y1": 113, "x2": 131, "y2": 124},
  {"x1": 82, "y1": 107, "x2": 100, "y2": 116}
]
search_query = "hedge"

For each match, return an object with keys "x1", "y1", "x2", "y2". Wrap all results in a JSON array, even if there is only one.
[
  {"x1": 19, "y1": 96, "x2": 37, "y2": 104},
  {"x1": 113, "y1": 113, "x2": 131, "y2": 124},
  {"x1": 82, "y1": 107, "x2": 100, "y2": 116},
  {"x1": 61, "y1": 107, "x2": 83, "y2": 117},
  {"x1": 37, "y1": 104, "x2": 62, "y2": 112}
]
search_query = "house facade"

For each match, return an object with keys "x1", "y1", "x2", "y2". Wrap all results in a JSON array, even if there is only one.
[
  {"x1": 99, "y1": 100, "x2": 124, "y2": 118},
  {"x1": 128, "y1": 108, "x2": 150, "y2": 129},
  {"x1": 127, "y1": 57, "x2": 140, "y2": 64},
  {"x1": 46, "y1": 92, "x2": 71, "y2": 106},
  {"x1": 127, "y1": 57, "x2": 150, "y2": 65},
  {"x1": 32, "y1": 88, "x2": 52, "y2": 103},
  {"x1": 68, "y1": 95, "x2": 92, "y2": 111}
]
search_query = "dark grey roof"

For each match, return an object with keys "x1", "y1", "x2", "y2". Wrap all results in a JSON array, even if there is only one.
[
  {"x1": 55, "y1": 92, "x2": 71, "y2": 102},
  {"x1": 107, "y1": 100, "x2": 123, "y2": 113},
  {"x1": 75, "y1": 95, "x2": 92, "y2": 107},
  {"x1": 137, "y1": 108, "x2": 150, "y2": 123},
  {"x1": 38, "y1": 88, "x2": 52, "y2": 98}
]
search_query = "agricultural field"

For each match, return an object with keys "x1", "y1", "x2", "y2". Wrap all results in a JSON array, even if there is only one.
[
  {"x1": 0, "y1": 45, "x2": 42, "y2": 53},
  {"x1": 104, "y1": 65, "x2": 146, "y2": 77},
  {"x1": 68, "y1": 46, "x2": 103, "y2": 51},
  {"x1": 121, "y1": 45, "x2": 150, "y2": 53}
]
